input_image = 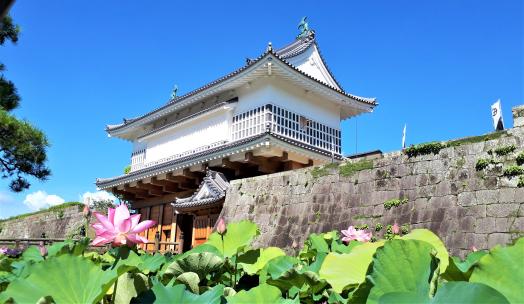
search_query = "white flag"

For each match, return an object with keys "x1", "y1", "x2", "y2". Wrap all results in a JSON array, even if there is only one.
[
  {"x1": 402, "y1": 124, "x2": 407, "y2": 149},
  {"x1": 491, "y1": 100, "x2": 504, "y2": 131}
]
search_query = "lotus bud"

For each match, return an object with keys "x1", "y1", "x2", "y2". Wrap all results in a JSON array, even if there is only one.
[
  {"x1": 471, "y1": 246, "x2": 478, "y2": 252},
  {"x1": 392, "y1": 222, "x2": 400, "y2": 235},
  {"x1": 83, "y1": 204, "x2": 91, "y2": 217},
  {"x1": 216, "y1": 217, "x2": 227, "y2": 235},
  {"x1": 292, "y1": 240, "x2": 298, "y2": 249},
  {"x1": 38, "y1": 241, "x2": 47, "y2": 257}
]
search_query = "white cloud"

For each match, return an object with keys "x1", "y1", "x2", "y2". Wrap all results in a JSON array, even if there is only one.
[
  {"x1": 81, "y1": 191, "x2": 117, "y2": 206},
  {"x1": 23, "y1": 191, "x2": 65, "y2": 211}
]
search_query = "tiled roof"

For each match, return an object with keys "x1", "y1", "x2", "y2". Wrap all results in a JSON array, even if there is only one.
[
  {"x1": 172, "y1": 170, "x2": 229, "y2": 210},
  {"x1": 106, "y1": 35, "x2": 376, "y2": 133},
  {"x1": 96, "y1": 131, "x2": 341, "y2": 189}
]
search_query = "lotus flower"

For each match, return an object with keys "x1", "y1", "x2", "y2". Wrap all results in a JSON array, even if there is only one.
[
  {"x1": 91, "y1": 204, "x2": 156, "y2": 247},
  {"x1": 392, "y1": 222, "x2": 400, "y2": 235},
  {"x1": 0, "y1": 247, "x2": 7, "y2": 255},
  {"x1": 471, "y1": 246, "x2": 478, "y2": 252},
  {"x1": 341, "y1": 226, "x2": 372, "y2": 243},
  {"x1": 216, "y1": 217, "x2": 227, "y2": 235}
]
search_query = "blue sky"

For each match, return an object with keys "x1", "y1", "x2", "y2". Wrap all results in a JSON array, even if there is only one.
[{"x1": 0, "y1": 1, "x2": 522, "y2": 218}]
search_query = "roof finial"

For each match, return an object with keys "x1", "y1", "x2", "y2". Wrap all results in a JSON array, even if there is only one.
[
  {"x1": 297, "y1": 16, "x2": 313, "y2": 39},
  {"x1": 267, "y1": 41, "x2": 273, "y2": 52},
  {"x1": 170, "y1": 84, "x2": 178, "y2": 99}
]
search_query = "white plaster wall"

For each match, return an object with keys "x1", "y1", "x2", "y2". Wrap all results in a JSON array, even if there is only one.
[
  {"x1": 236, "y1": 78, "x2": 341, "y2": 129},
  {"x1": 285, "y1": 44, "x2": 339, "y2": 89},
  {"x1": 142, "y1": 111, "x2": 231, "y2": 163}
]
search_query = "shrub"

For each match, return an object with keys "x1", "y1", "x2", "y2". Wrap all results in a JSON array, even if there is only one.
[
  {"x1": 375, "y1": 223, "x2": 383, "y2": 232},
  {"x1": 494, "y1": 145, "x2": 516, "y2": 157},
  {"x1": 404, "y1": 142, "x2": 446, "y2": 158},
  {"x1": 503, "y1": 165, "x2": 524, "y2": 177},
  {"x1": 475, "y1": 158, "x2": 492, "y2": 171},
  {"x1": 384, "y1": 198, "x2": 409, "y2": 210},
  {"x1": 123, "y1": 165, "x2": 131, "y2": 174},
  {"x1": 516, "y1": 152, "x2": 524, "y2": 166},
  {"x1": 518, "y1": 176, "x2": 524, "y2": 188}
]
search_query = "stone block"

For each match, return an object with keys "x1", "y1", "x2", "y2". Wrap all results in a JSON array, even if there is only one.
[
  {"x1": 486, "y1": 203, "x2": 519, "y2": 217},
  {"x1": 476, "y1": 217, "x2": 495, "y2": 233},
  {"x1": 487, "y1": 233, "x2": 512, "y2": 248},
  {"x1": 458, "y1": 192, "x2": 476, "y2": 207},
  {"x1": 476, "y1": 190, "x2": 499, "y2": 205}
]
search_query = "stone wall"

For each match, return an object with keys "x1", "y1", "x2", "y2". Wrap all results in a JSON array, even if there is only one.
[
  {"x1": 0, "y1": 204, "x2": 84, "y2": 239},
  {"x1": 222, "y1": 108, "x2": 524, "y2": 257}
]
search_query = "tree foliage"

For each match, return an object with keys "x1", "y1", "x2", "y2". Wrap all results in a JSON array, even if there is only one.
[{"x1": 0, "y1": 15, "x2": 50, "y2": 192}]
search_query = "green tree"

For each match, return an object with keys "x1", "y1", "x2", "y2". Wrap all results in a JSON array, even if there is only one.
[{"x1": 0, "y1": 15, "x2": 50, "y2": 192}]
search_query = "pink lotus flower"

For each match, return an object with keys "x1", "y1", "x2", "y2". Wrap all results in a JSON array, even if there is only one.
[
  {"x1": 91, "y1": 204, "x2": 156, "y2": 247},
  {"x1": 216, "y1": 217, "x2": 227, "y2": 235},
  {"x1": 392, "y1": 222, "x2": 400, "y2": 235},
  {"x1": 341, "y1": 226, "x2": 372, "y2": 243}
]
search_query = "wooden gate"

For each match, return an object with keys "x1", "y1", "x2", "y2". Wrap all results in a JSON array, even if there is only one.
[{"x1": 192, "y1": 213, "x2": 219, "y2": 246}]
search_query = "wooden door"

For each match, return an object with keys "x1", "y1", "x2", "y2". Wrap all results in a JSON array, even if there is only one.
[{"x1": 192, "y1": 213, "x2": 220, "y2": 247}]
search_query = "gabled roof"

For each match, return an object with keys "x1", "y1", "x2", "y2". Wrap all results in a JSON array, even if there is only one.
[
  {"x1": 106, "y1": 32, "x2": 376, "y2": 137},
  {"x1": 172, "y1": 170, "x2": 229, "y2": 210}
]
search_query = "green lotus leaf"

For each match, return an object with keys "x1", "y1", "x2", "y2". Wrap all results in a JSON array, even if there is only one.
[
  {"x1": 21, "y1": 246, "x2": 44, "y2": 263},
  {"x1": 401, "y1": 229, "x2": 449, "y2": 273},
  {"x1": 206, "y1": 220, "x2": 260, "y2": 258},
  {"x1": 366, "y1": 239, "x2": 439, "y2": 304},
  {"x1": 226, "y1": 283, "x2": 282, "y2": 304},
  {"x1": 137, "y1": 253, "x2": 166, "y2": 274},
  {"x1": 308, "y1": 233, "x2": 330, "y2": 253},
  {"x1": 163, "y1": 252, "x2": 224, "y2": 281},
  {"x1": 2, "y1": 254, "x2": 118, "y2": 304},
  {"x1": 304, "y1": 251, "x2": 327, "y2": 273},
  {"x1": 264, "y1": 255, "x2": 299, "y2": 280},
  {"x1": 238, "y1": 247, "x2": 286, "y2": 275},
  {"x1": 267, "y1": 268, "x2": 326, "y2": 292},
  {"x1": 379, "y1": 282, "x2": 509, "y2": 304},
  {"x1": 470, "y1": 238, "x2": 524, "y2": 304},
  {"x1": 432, "y1": 282, "x2": 509, "y2": 303},
  {"x1": 175, "y1": 272, "x2": 200, "y2": 294},
  {"x1": 442, "y1": 250, "x2": 487, "y2": 281},
  {"x1": 114, "y1": 272, "x2": 150, "y2": 304},
  {"x1": 151, "y1": 280, "x2": 223, "y2": 304},
  {"x1": 319, "y1": 241, "x2": 385, "y2": 293},
  {"x1": 224, "y1": 286, "x2": 237, "y2": 297}
]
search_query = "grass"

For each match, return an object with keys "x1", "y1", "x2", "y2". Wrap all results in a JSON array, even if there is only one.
[
  {"x1": 310, "y1": 162, "x2": 339, "y2": 178},
  {"x1": 446, "y1": 131, "x2": 508, "y2": 147},
  {"x1": 339, "y1": 160, "x2": 374, "y2": 177},
  {"x1": 0, "y1": 202, "x2": 82, "y2": 223}
]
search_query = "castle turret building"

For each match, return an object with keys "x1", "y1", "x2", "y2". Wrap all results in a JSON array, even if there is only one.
[{"x1": 96, "y1": 21, "x2": 376, "y2": 250}]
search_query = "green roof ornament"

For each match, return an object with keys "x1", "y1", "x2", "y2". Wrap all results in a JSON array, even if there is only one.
[
  {"x1": 297, "y1": 16, "x2": 311, "y2": 39},
  {"x1": 170, "y1": 84, "x2": 178, "y2": 99}
]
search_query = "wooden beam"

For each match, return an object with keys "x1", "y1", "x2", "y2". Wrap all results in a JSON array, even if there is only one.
[
  {"x1": 136, "y1": 181, "x2": 163, "y2": 191},
  {"x1": 166, "y1": 173, "x2": 197, "y2": 190},
  {"x1": 183, "y1": 168, "x2": 204, "y2": 181},
  {"x1": 150, "y1": 177, "x2": 180, "y2": 193},
  {"x1": 244, "y1": 152, "x2": 279, "y2": 174},
  {"x1": 124, "y1": 185, "x2": 149, "y2": 196}
]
